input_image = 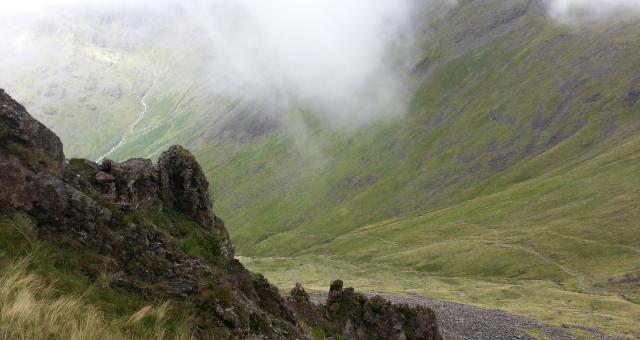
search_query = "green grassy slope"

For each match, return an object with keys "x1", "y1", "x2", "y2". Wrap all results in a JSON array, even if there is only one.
[
  {"x1": 6, "y1": 0, "x2": 640, "y2": 336},
  {"x1": 115, "y1": 1, "x2": 640, "y2": 335},
  {"x1": 2, "y1": 16, "x2": 156, "y2": 158},
  {"x1": 108, "y1": 0, "x2": 640, "y2": 260},
  {"x1": 240, "y1": 128, "x2": 640, "y2": 337}
]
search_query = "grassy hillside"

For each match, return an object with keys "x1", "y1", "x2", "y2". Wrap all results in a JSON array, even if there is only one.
[
  {"x1": 4, "y1": 0, "x2": 640, "y2": 337},
  {"x1": 243, "y1": 126, "x2": 640, "y2": 337},
  {"x1": 116, "y1": 1, "x2": 640, "y2": 335},
  {"x1": 0, "y1": 214, "x2": 194, "y2": 339},
  {"x1": 107, "y1": 0, "x2": 640, "y2": 260},
  {"x1": 1, "y1": 14, "x2": 158, "y2": 158}
]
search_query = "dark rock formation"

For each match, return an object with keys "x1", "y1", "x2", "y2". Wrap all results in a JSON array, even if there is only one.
[
  {"x1": 158, "y1": 145, "x2": 234, "y2": 258},
  {"x1": 0, "y1": 89, "x2": 441, "y2": 339},
  {"x1": 158, "y1": 146, "x2": 213, "y2": 228},
  {"x1": 1, "y1": 90, "x2": 218, "y2": 301},
  {"x1": 287, "y1": 283, "x2": 324, "y2": 325},
  {"x1": 101, "y1": 158, "x2": 159, "y2": 210},
  {"x1": 287, "y1": 280, "x2": 442, "y2": 340},
  {"x1": 0, "y1": 89, "x2": 64, "y2": 174}
]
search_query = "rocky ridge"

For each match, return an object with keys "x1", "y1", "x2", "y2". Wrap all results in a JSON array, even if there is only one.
[
  {"x1": 0, "y1": 88, "x2": 441, "y2": 339},
  {"x1": 287, "y1": 281, "x2": 441, "y2": 340}
]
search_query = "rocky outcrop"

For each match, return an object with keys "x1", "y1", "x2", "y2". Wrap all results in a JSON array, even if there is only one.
[
  {"x1": 0, "y1": 89, "x2": 64, "y2": 173},
  {"x1": 0, "y1": 89, "x2": 441, "y2": 339},
  {"x1": 0, "y1": 90, "x2": 216, "y2": 300},
  {"x1": 0, "y1": 89, "x2": 290, "y2": 338},
  {"x1": 158, "y1": 146, "x2": 213, "y2": 227},
  {"x1": 158, "y1": 145, "x2": 234, "y2": 258},
  {"x1": 66, "y1": 148, "x2": 234, "y2": 258},
  {"x1": 287, "y1": 280, "x2": 442, "y2": 340},
  {"x1": 97, "y1": 158, "x2": 159, "y2": 210},
  {"x1": 287, "y1": 283, "x2": 324, "y2": 325}
]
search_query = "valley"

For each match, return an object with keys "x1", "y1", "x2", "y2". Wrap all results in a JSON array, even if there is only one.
[
  {"x1": 97, "y1": 70, "x2": 157, "y2": 163},
  {"x1": 2, "y1": 0, "x2": 640, "y2": 338}
]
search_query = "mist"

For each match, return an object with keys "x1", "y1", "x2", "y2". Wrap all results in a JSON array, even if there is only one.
[
  {"x1": 4, "y1": 0, "x2": 640, "y2": 135},
  {"x1": 1, "y1": 0, "x2": 436, "y2": 129},
  {"x1": 546, "y1": 0, "x2": 640, "y2": 22}
]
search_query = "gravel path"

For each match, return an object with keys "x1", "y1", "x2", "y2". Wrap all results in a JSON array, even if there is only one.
[{"x1": 308, "y1": 291, "x2": 618, "y2": 340}]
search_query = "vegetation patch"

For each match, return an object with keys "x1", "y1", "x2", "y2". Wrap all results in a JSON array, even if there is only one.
[{"x1": 0, "y1": 214, "x2": 195, "y2": 339}]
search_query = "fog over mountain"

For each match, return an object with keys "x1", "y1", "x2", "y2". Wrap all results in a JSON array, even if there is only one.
[
  {"x1": 1, "y1": 0, "x2": 436, "y2": 128},
  {"x1": 546, "y1": 0, "x2": 640, "y2": 22},
  {"x1": 3, "y1": 0, "x2": 638, "y2": 130},
  {"x1": 2, "y1": 1, "x2": 640, "y2": 338}
]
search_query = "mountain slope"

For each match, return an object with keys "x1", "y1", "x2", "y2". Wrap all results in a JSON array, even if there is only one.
[
  {"x1": 0, "y1": 89, "x2": 442, "y2": 339},
  {"x1": 118, "y1": 0, "x2": 640, "y2": 336},
  {"x1": 101, "y1": 0, "x2": 640, "y2": 260},
  {"x1": 3, "y1": 0, "x2": 640, "y2": 337}
]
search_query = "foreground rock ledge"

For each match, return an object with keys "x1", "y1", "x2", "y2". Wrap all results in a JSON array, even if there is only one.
[
  {"x1": 0, "y1": 88, "x2": 442, "y2": 339},
  {"x1": 287, "y1": 280, "x2": 442, "y2": 340}
]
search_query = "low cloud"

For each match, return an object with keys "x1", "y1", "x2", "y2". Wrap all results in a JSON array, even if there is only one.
[
  {"x1": 183, "y1": 0, "x2": 421, "y2": 126},
  {"x1": 1, "y1": 0, "x2": 448, "y2": 129},
  {"x1": 546, "y1": 0, "x2": 640, "y2": 23}
]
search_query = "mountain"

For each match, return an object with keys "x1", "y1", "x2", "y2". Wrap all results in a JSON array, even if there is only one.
[
  {"x1": 0, "y1": 88, "x2": 442, "y2": 339},
  {"x1": 3, "y1": 0, "x2": 640, "y2": 337}
]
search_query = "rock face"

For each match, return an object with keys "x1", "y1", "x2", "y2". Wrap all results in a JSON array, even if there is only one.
[
  {"x1": 0, "y1": 89, "x2": 441, "y2": 339},
  {"x1": 325, "y1": 280, "x2": 441, "y2": 340},
  {"x1": 0, "y1": 90, "x2": 222, "y2": 301},
  {"x1": 287, "y1": 280, "x2": 442, "y2": 340},
  {"x1": 0, "y1": 89, "x2": 64, "y2": 173},
  {"x1": 98, "y1": 158, "x2": 159, "y2": 210},
  {"x1": 157, "y1": 145, "x2": 234, "y2": 258},
  {"x1": 158, "y1": 145, "x2": 214, "y2": 228}
]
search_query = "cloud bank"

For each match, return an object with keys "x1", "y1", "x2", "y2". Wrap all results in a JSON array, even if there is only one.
[
  {"x1": 546, "y1": 0, "x2": 640, "y2": 22},
  {"x1": 181, "y1": 0, "x2": 421, "y2": 125},
  {"x1": 1, "y1": 0, "x2": 434, "y2": 128}
]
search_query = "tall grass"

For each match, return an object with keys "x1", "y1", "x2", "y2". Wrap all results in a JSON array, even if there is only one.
[
  {"x1": 0, "y1": 258, "x2": 194, "y2": 339},
  {"x1": 0, "y1": 215, "x2": 194, "y2": 340},
  {"x1": 0, "y1": 258, "x2": 115, "y2": 339}
]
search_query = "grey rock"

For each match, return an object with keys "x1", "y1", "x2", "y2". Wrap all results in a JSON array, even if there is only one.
[
  {"x1": 223, "y1": 308, "x2": 242, "y2": 328},
  {"x1": 95, "y1": 171, "x2": 115, "y2": 184}
]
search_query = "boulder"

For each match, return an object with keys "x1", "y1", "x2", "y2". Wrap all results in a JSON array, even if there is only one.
[{"x1": 223, "y1": 308, "x2": 242, "y2": 328}]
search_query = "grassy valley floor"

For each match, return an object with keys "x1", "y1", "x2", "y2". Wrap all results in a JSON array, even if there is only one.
[
  {"x1": 237, "y1": 132, "x2": 640, "y2": 339},
  {"x1": 241, "y1": 255, "x2": 640, "y2": 339}
]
